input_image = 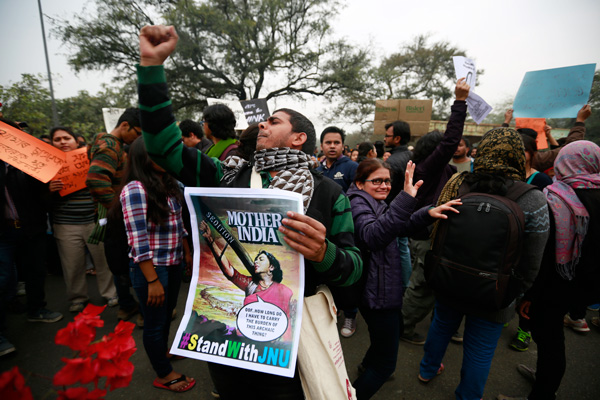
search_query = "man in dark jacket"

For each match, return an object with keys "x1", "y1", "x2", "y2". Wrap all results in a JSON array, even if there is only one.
[
  {"x1": 384, "y1": 120, "x2": 412, "y2": 202},
  {"x1": 316, "y1": 126, "x2": 357, "y2": 193}
]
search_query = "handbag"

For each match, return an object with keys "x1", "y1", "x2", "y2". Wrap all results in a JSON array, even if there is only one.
[{"x1": 297, "y1": 285, "x2": 356, "y2": 400}]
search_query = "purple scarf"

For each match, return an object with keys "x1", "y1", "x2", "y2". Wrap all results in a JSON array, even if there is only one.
[{"x1": 543, "y1": 141, "x2": 600, "y2": 280}]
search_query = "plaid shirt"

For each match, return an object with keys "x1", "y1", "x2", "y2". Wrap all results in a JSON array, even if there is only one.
[{"x1": 120, "y1": 181, "x2": 186, "y2": 266}]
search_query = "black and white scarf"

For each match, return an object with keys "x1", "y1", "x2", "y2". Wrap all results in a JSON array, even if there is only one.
[{"x1": 221, "y1": 148, "x2": 314, "y2": 212}]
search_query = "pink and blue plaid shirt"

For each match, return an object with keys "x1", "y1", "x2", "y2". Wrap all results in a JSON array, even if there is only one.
[{"x1": 120, "y1": 181, "x2": 187, "y2": 266}]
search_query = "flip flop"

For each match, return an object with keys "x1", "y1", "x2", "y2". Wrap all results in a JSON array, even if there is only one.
[
  {"x1": 167, "y1": 353, "x2": 186, "y2": 361},
  {"x1": 153, "y1": 375, "x2": 196, "y2": 392}
]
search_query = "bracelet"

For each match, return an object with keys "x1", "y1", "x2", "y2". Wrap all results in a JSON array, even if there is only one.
[{"x1": 147, "y1": 277, "x2": 159, "y2": 284}]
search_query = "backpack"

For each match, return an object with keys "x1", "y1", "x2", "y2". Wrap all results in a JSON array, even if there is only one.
[{"x1": 424, "y1": 181, "x2": 535, "y2": 311}]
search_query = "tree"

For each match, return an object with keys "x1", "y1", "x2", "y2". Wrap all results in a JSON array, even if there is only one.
[
  {"x1": 53, "y1": 0, "x2": 369, "y2": 115},
  {"x1": 323, "y1": 35, "x2": 482, "y2": 128},
  {"x1": 0, "y1": 74, "x2": 135, "y2": 140},
  {"x1": 0, "y1": 74, "x2": 53, "y2": 135},
  {"x1": 584, "y1": 70, "x2": 600, "y2": 145}
]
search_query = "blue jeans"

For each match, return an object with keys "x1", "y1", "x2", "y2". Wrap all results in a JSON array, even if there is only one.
[
  {"x1": 420, "y1": 300, "x2": 503, "y2": 400},
  {"x1": 398, "y1": 237, "x2": 412, "y2": 289},
  {"x1": 130, "y1": 262, "x2": 182, "y2": 378},
  {"x1": 353, "y1": 307, "x2": 403, "y2": 400}
]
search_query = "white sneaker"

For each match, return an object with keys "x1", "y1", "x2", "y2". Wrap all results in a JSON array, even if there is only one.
[
  {"x1": 340, "y1": 317, "x2": 357, "y2": 338},
  {"x1": 564, "y1": 314, "x2": 590, "y2": 332}
]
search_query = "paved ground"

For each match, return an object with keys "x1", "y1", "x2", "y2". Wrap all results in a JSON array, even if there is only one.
[{"x1": 1, "y1": 274, "x2": 599, "y2": 399}]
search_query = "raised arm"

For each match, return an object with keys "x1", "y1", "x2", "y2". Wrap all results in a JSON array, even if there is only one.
[
  {"x1": 533, "y1": 104, "x2": 590, "y2": 172},
  {"x1": 137, "y1": 25, "x2": 222, "y2": 187}
]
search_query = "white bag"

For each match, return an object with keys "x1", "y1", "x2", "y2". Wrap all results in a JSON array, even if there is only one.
[{"x1": 298, "y1": 285, "x2": 356, "y2": 400}]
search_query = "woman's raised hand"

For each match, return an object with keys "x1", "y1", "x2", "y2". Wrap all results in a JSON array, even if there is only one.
[
  {"x1": 428, "y1": 199, "x2": 462, "y2": 219},
  {"x1": 403, "y1": 161, "x2": 424, "y2": 198}
]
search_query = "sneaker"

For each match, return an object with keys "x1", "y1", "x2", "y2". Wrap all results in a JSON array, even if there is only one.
[
  {"x1": 340, "y1": 317, "x2": 357, "y2": 338},
  {"x1": 107, "y1": 297, "x2": 119, "y2": 307},
  {"x1": 69, "y1": 302, "x2": 86, "y2": 313},
  {"x1": 211, "y1": 388, "x2": 220, "y2": 398},
  {"x1": 564, "y1": 314, "x2": 590, "y2": 333},
  {"x1": 451, "y1": 331, "x2": 463, "y2": 344},
  {"x1": 592, "y1": 316, "x2": 599, "y2": 328},
  {"x1": 136, "y1": 314, "x2": 144, "y2": 328},
  {"x1": 418, "y1": 363, "x2": 444, "y2": 383},
  {"x1": 587, "y1": 304, "x2": 600, "y2": 312},
  {"x1": 28, "y1": 308, "x2": 63, "y2": 323},
  {"x1": 17, "y1": 281, "x2": 26, "y2": 296},
  {"x1": 0, "y1": 336, "x2": 16, "y2": 357},
  {"x1": 400, "y1": 332, "x2": 426, "y2": 345},
  {"x1": 516, "y1": 363, "x2": 536, "y2": 383},
  {"x1": 117, "y1": 304, "x2": 139, "y2": 321},
  {"x1": 510, "y1": 327, "x2": 531, "y2": 352}
]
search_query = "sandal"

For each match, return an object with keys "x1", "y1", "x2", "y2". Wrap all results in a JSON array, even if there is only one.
[
  {"x1": 418, "y1": 363, "x2": 444, "y2": 383},
  {"x1": 153, "y1": 375, "x2": 196, "y2": 392}
]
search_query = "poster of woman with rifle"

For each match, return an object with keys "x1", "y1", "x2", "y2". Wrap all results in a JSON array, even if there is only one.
[{"x1": 170, "y1": 188, "x2": 304, "y2": 378}]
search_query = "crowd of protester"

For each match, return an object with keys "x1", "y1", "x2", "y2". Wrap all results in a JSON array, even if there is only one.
[{"x1": 0, "y1": 23, "x2": 598, "y2": 400}]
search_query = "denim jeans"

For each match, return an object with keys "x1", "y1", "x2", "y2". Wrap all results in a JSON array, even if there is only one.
[
  {"x1": 130, "y1": 262, "x2": 182, "y2": 378},
  {"x1": 353, "y1": 307, "x2": 404, "y2": 400},
  {"x1": 420, "y1": 300, "x2": 503, "y2": 400},
  {"x1": 397, "y1": 236, "x2": 411, "y2": 289}
]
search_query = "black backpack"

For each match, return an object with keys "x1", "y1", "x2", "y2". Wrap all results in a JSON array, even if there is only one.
[{"x1": 424, "y1": 181, "x2": 535, "y2": 311}]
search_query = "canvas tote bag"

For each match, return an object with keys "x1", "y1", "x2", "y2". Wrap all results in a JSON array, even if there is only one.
[{"x1": 298, "y1": 285, "x2": 356, "y2": 400}]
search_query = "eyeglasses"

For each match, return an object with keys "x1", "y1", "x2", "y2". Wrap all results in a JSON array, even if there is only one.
[
  {"x1": 365, "y1": 178, "x2": 391, "y2": 186},
  {"x1": 129, "y1": 126, "x2": 142, "y2": 136}
]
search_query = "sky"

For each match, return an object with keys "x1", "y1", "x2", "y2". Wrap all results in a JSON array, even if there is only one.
[{"x1": 1, "y1": 0, "x2": 599, "y2": 131}]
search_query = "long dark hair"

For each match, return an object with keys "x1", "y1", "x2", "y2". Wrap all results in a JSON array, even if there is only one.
[
  {"x1": 411, "y1": 130, "x2": 443, "y2": 164},
  {"x1": 254, "y1": 250, "x2": 282, "y2": 283},
  {"x1": 119, "y1": 137, "x2": 183, "y2": 226}
]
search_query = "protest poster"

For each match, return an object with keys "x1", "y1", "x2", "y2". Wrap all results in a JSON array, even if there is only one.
[
  {"x1": 241, "y1": 98, "x2": 271, "y2": 125},
  {"x1": 171, "y1": 187, "x2": 304, "y2": 378},
  {"x1": 513, "y1": 63, "x2": 596, "y2": 118},
  {"x1": 51, "y1": 147, "x2": 90, "y2": 196},
  {"x1": 0, "y1": 121, "x2": 65, "y2": 183},
  {"x1": 374, "y1": 99, "x2": 433, "y2": 136},
  {"x1": 102, "y1": 108, "x2": 125, "y2": 133},
  {"x1": 516, "y1": 118, "x2": 548, "y2": 150},
  {"x1": 452, "y1": 56, "x2": 493, "y2": 124},
  {"x1": 453, "y1": 56, "x2": 477, "y2": 88},
  {"x1": 466, "y1": 92, "x2": 493, "y2": 125},
  {"x1": 207, "y1": 98, "x2": 249, "y2": 130}
]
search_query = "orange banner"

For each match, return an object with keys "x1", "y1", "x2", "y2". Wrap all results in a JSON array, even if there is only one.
[
  {"x1": 515, "y1": 118, "x2": 548, "y2": 150},
  {"x1": 52, "y1": 147, "x2": 90, "y2": 196},
  {"x1": 0, "y1": 121, "x2": 65, "y2": 182}
]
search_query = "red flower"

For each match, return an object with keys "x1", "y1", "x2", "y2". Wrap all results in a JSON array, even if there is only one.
[
  {"x1": 53, "y1": 358, "x2": 98, "y2": 386},
  {"x1": 106, "y1": 373, "x2": 133, "y2": 392},
  {"x1": 57, "y1": 387, "x2": 105, "y2": 400},
  {"x1": 57, "y1": 387, "x2": 107, "y2": 400},
  {"x1": 95, "y1": 321, "x2": 136, "y2": 360},
  {"x1": 94, "y1": 359, "x2": 119, "y2": 378},
  {"x1": 57, "y1": 387, "x2": 88, "y2": 400},
  {"x1": 74, "y1": 304, "x2": 106, "y2": 328},
  {"x1": 0, "y1": 367, "x2": 33, "y2": 400},
  {"x1": 55, "y1": 320, "x2": 97, "y2": 352}
]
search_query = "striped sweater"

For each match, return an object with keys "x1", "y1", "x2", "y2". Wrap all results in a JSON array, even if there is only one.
[
  {"x1": 86, "y1": 132, "x2": 127, "y2": 208},
  {"x1": 137, "y1": 64, "x2": 362, "y2": 293}
]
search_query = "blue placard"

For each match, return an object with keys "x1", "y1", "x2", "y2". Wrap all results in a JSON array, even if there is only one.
[{"x1": 513, "y1": 64, "x2": 596, "y2": 118}]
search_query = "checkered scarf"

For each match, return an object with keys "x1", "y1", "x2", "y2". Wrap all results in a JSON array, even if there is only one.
[{"x1": 221, "y1": 148, "x2": 314, "y2": 212}]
